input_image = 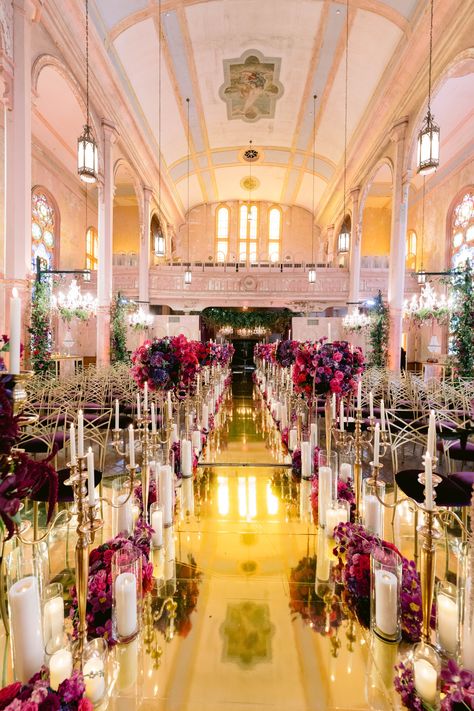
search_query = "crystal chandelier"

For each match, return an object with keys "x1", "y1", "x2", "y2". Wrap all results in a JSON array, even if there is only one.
[
  {"x1": 236, "y1": 327, "x2": 269, "y2": 337},
  {"x1": 403, "y1": 282, "x2": 453, "y2": 323},
  {"x1": 129, "y1": 307, "x2": 154, "y2": 330},
  {"x1": 416, "y1": 0, "x2": 440, "y2": 175},
  {"x1": 77, "y1": 0, "x2": 98, "y2": 183},
  {"x1": 218, "y1": 326, "x2": 234, "y2": 336},
  {"x1": 342, "y1": 307, "x2": 371, "y2": 333},
  {"x1": 51, "y1": 279, "x2": 97, "y2": 317}
]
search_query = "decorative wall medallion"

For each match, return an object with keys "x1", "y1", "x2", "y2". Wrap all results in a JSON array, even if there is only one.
[
  {"x1": 219, "y1": 49, "x2": 284, "y2": 122},
  {"x1": 220, "y1": 601, "x2": 275, "y2": 667},
  {"x1": 240, "y1": 176, "x2": 260, "y2": 192}
]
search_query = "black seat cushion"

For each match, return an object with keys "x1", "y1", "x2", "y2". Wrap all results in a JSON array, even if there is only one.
[
  {"x1": 30, "y1": 467, "x2": 102, "y2": 503},
  {"x1": 396, "y1": 468, "x2": 471, "y2": 507}
]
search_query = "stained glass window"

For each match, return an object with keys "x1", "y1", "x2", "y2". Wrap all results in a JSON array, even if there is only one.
[
  {"x1": 216, "y1": 205, "x2": 229, "y2": 261},
  {"x1": 86, "y1": 227, "x2": 98, "y2": 270},
  {"x1": 452, "y1": 191, "x2": 474, "y2": 268},
  {"x1": 406, "y1": 230, "x2": 417, "y2": 270},
  {"x1": 31, "y1": 190, "x2": 56, "y2": 272},
  {"x1": 268, "y1": 207, "x2": 281, "y2": 262}
]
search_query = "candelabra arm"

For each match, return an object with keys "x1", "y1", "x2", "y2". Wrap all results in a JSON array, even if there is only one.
[
  {"x1": 112, "y1": 429, "x2": 128, "y2": 457},
  {"x1": 15, "y1": 508, "x2": 73, "y2": 545}
]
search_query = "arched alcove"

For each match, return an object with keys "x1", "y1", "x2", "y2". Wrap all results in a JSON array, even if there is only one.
[{"x1": 360, "y1": 162, "x2": 393, "y2": 268}]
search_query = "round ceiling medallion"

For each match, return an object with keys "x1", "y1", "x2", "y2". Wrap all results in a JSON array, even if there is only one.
[
  {"x1": 241, "y1": 176, "x2": 260, "y2": 191},
  {"x1": 243, "y1": 148, "x2": 259, "y2": 162}
]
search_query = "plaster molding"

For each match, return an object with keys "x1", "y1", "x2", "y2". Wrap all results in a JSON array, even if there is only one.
[
  {"x1": 0, "y1": 50, "x2": 13, "y2": 109},
  {"x1": 0, "y1": 0, "x2": 13, "y2": 59}
]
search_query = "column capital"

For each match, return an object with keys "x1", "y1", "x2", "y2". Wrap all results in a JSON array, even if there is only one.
[
  {"x1": 350, "y1": 186, "x2": 361, "y2": 201},
  {"x1": 390, "y1": 117, "x2": 409, "y2": 144},
  {"x1": 143, "y1": 186, "x2": 154, "y2": 202},
  {"x1": 0, "y1": 52, "x2": 14, "y2": 109},
  {"x1": 13, "y1": 0, "x2": 43, "y2": 22},
  {"x1": 101, "y1": 119, "x2": 118, "y2": 144}
]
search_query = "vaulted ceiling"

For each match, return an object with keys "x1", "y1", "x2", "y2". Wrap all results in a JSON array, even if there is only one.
[{"x1": 89, "y1": 0, "x2": 425, "y2": 214}]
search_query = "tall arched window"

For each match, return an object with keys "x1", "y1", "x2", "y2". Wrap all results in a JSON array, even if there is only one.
[
  {"x1": 268, "y1": 206, "x2": 281, "y2": 262},
  {"x1": 152, "y1": 215, "x2": 165, "y2": 257},
  {"x1": 406, "y1": 230, "x2": 417, "y2": 270},
  {"x1": 86, "y1": 227, "x2": 98, "y2": 270},
  {"x1": 451, "y1": 191, "x2": 474, "y2": 268},
  {"x1": 239, "y1": 204, "x2": 258, "y2": 262},
  {"x1": 216, "y1": 205, "x2": 229, "y2": 261},
  {"x1": 31, "y1": 189, "x2": 56, "y2": 271}
]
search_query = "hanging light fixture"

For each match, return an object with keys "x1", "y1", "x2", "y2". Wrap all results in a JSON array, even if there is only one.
[
  {"x1": 342, "y1": 307, "x2": 371, "y2": 333},
  {"x1": 77, "y1": 0, "x2": 98, "y2": 183},
  {"x1": 308, "y1": 95, "x2": 317, "y2": 285},
  {"x1": 417, "y1": 0, "x2": 440, "y2": 175},
  {"x1": 184, "y1": 97, "x2": 192, "y2": 285},
  {"x1": 51, "y1": 278, "x2": 98, "y2": 316},
  {"x1": 338, "y1": 218, "x2": 350, "y2": 254}
]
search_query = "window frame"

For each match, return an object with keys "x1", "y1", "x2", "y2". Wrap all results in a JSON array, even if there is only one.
[
  {"x1": 215, "y1": 204, "x2": 230, "y2": 262},
  {"x1": 85, "y1": 226, "x2": 98, "y2": 270},
  {"x1": 239, "y1": 202, "x2": 258, "y2": 262},
  {"x1": 405, "y1": 229, "x2": 417, "y2": 271},
  {"x1": 268, "y1": 205, "x2": 282, "y2": 262}
]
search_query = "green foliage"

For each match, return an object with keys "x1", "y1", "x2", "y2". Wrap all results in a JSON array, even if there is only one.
[
  {"x1": 29, "y1": 279, "x2": 53, "y2": 376},
  {"x1": 450, "y1": 261, "x2": 474, "y2": 379},
  {"x1": 202, "y1": 307, "x2": 292, "y2": 334},
  {"x1": 368, "y1": 291, "x2": 389, "y2": 368},
  {"x1": 57, "y1": 306, "x2": 91, "y2": 325},
  {"x1": 110, "y1": 293, "x2": 129, "y2": 364}
]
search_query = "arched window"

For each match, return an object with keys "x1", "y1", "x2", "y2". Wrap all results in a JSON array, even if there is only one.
[
  {"x1": 239, "y1": 204, "x2": 258, "y2": 262},
  {"x1": 152, "y1": 215, "x2": 165, "y2": 257},
  {"x1": 268, "y1": 206, "x2": 281, "y2": 262},
  {"x1": 31, "y1": 189, "x2": 56, "y2": 271},
  {"x1": 215, "y1": 205, "x2": 229, "y2": 261},
  {"x1": 406, "y1": 230, "x2": 417, "y2": 270},
  {"x1": 86, "y1": 227, "x2": 98, "y2": 270},
  {"x1": 451, "y1": 191, "x2": 474, "y2": 268}
]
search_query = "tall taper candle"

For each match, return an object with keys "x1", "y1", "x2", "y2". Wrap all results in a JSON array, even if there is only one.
[
  {"x1": 143, "y1": 382, "x2": 148, "y2": 412},
  {"x1": 369, "y1": 391, "x2": 374, "y2": 419},
  {"x1": 380, "y1": 399, "x2": 385, "y2": 431},
  {"x1": 128, "y1": 425, "x2": 135, "y2": 468},
  {"x1": 339, "y1": 400, "x2": 345, "y2": 432},
  {"x1": 357, "y1": 380, "x2": 362, "y2": 410},
  {"x1": 427, "y1": 410, "x2": 436, "y2": 459},
  {"x1": 115, "y1": 399, "x2": 120, "y2": 431},
  {"x1": 374, "y1": 423, "x2": 380, "y2": 466},
  {"x1": 424, "y1": 451, "x2": 433, "y2": 510},
  {"x1": 151, "y1": 402, "x2": 157, "y2": 433},
  {"x1": 78, "y1": 409, "x2": 84, "y2": 458},
  {"x1": 87, "y1": 447, "x2": 95, "y2": 506},
  {"x1": 167, "y1": 391, "x2": 173, "y2": 420},
  {"x1": 9, "y1": 288, "x2": 21, "y2": 374},
  {"x1": 69, "y1": 423, "x2": 77, "y2": 466},
  {"x1": 136, "y1": 393, "x2": 141, "y2": 420}
]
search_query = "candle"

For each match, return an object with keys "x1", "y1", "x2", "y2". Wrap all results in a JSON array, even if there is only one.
[
  {"x1": 288, "y1": 428, "x2": 297, "y2": 451},
  {"x1": 83, "y1": 657, "x2": 105, "y2": 704},
  {"x1": 339, "y1": 400, "x2": 345, "y2": 431},
  {"x1": 375, "y1": 569, "x2": 398, "y2": 637},
  {"x1": 114, "y1": 493, "x2": 132, "y2": 536},
  {"x1": 364, "y1": 494, "x2": 383, "y2": 537},
  {"x1": 115, "y1": 399, "x2": 120, "y2": 430},
  {"x1": 151, "y1": 508, "x2": 163, "y2": 548},
  {"x1": 192, "y1": 429, "x2": 201, "y2": 453},
  {"x1": 316, "y1": 532, "x2": 330, "y2": 583},
  {"x1": 325, "y1": 505, "x2": 349, "y2": 536},
  {"x1": 167, "y1": 391, "x2": 173, "y2": 420},
  {"x1": 87, "y1": 447, "x2": 95, "y2": 507},
  {"x1": 116, "y1": 638, "x2": 138, "y2": 691},
  {"x1": 69, "y1": 423, "x2": 76, "y2": 466},
  {"x1": 374, "y1": 423, "x2": 380, "y2": 466},
  {"x1": 161, "y1": 465, "x2": 173, "y2": 527},
  {"x1": 327, "y1": 322, "x2": 332, "y2": 342},
  {"x1": 462, "y1": 579, "x2": 474, "y2": 671},
  {"x1": 78, "y1": 409, "x2": 84, "y2": 458},
  {"x1": 143, "y1": 382, "x2": 148, "y2": 412},
  {"x1": 151, "y1": 402, "x2": 157, "y2": 433},
  {"x1": 171, "y1": 423, "x2": 179, "y2": 444},
  {"x1": 310, "y1": 422, "x2": 318, "y2": 451},
  {"x1": 331, "y1": 393, "x2": 336, "y2": 419},
  {"x1": 202, "y1": 404, "x2": 209, "y2": 431},
  {"x1": 299, "y1": 479, "x2": 311, "y2": 522},
  {"x1": 43, "y1": 596, "x2": 64, "y2": 648},
  {"x1": 380, "y1": 400, "x2": 385, "y2": 431},
  {"x1": 369, "y1": 391, "x2": 374, "y2": 418},
  {"x1": 424, "y1": 451, "x2": 433, "y2": 510},
  {"x1": 182, "y1": 477, "x2": 194, "y2": 515},
  {"x1": 128, "y1": 425, "x2": 135, "y2": 468},
  {"x1": 181, "y1": 439, "x2": 192, "y2": 478},
  {"x1": 301, "y1": 442, "x2": 312, "y2": 479},
  {"x1": 136, "y1": 393, "x2": 141, "y2": 420},
  {"x1": 427, "y1": 410, "x2": 436, "y2": 459},
  {"x1": 340, "y1": 462, "x2": 352, "y2": 482},
  {"x1": 437, "y1": 592, "x2": 458, "y2": 655},
  {"x1": 280, "y1": 403, "x2": 288, "y2": 430},
  {"x1": 357, "y1": 380, "x2": 362, "y2": 410},
  {"x1": 132, "y1": 503, "x2": 140, "y2": 528},
  {"x1": 9, "y1": 288, "x2": 21, "y2": 374},
  {"x1": 8, "y1": 576, "x2": 44, "y2": 682},
  {"x1": 49, "y1": 648, "x2": 73, "y2": 691},
  {"x1": 318, "y1": 466, "x2": 332, "y2": 527},
  {"x1": 115, "y1": 572, "x2": 137, "y2": 639},
  {"x1": 414, "y1": 658, "x2": 437, "y2": 705}
]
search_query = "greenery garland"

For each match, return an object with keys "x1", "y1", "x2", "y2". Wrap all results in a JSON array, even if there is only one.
[
  {"x1": 28, "y1": 279, "x2": 53, "y2": 376},
  {"x1": 202, "y1": 307, "x2": 292, "y2": 334},
  {"x1": 450, "y1": 260, "x2": 474, "y2": 379},
  {"x1": 367, "y1": 291, "x2": 389, "y2": 368},
  {"x1": 110, "y1": 293, "x2": 129, "y2": 364}
]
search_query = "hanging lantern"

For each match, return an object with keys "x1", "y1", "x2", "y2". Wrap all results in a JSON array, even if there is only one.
[
  {"x1": 77, "y1": 125, "x2": 98, "y2": 183},
  {"x1": 184, "y1": 269, "x2": 192, "y2": 285},
  {"x1": 338, "y1": 225, "x2": 350, "y2": 254},
  {"x1": 308, "y1": 269, "x2": 316, "y2": 284},
  {"x1": 417, "y1": 270, "x2": 427, "y2": 285},
  {"x1": 417, "y1": 112, "x2": 440, "y2": 176}
]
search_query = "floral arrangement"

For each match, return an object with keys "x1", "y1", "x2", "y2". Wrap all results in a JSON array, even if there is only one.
[
  {"x1": 131, "y1": 335, "x2": 199, "y2": 392},
  {"x1": 254, "y1": 342, "x2": 276, "y2": 364},
  {"x1": 69, "y1": 522, "x2": 154, "y2": 642},
  {"x1": 310, "y1": 479, "x2": 355, "y2": 524},
  {"x1": 110, "y1": 293, "x2": 129, "y2": 365},
  {"x1": 288, "y1": 555, "x2": 343, "y2": 635},
  {"x1": 368, "y1": 291, "x2": 389, "y2": 368},
  {"x1": 395, "y1": 657, "x2": 474, "y2": 710},
  {"x1": 29, "y1": 279, "x2": 53, "y2": 376},
  {"x1": 209, "y1": 342, "x2": 235, "y2": 367},
  {"x1": 152, "y1": 554, "x2": 202, "y2": 638},
  {"x1": 133, "y1": 477, "x2": 158, "y2": 513},
  {"x1": 332, "y1": 522, "x2": 422, "y2": 642},
  {"x1": 275, "y1": 339, "x2": 299, "y2": 368},
  {"x1": 0, "y1": 375, "x2": 58, "y2": 539},
  {"x1": 0, "y1": 668, "x2": 92, "y2": 711},
  {"x1": 293, "y1": 339, "x2": 365, "y2": 399},
  {"x1": 0, "y1": 335, "x2": 24, "y2": 372},
  {"x1": 450, "y1": 260, "x2": 474, "y2": 379}
]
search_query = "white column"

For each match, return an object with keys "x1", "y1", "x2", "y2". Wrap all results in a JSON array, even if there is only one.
[
  {"x1": 387, "y1": 119, "x2": 410, "y2": 372},
  {"x1": 348, "y1": 187, "x2": 361, "y2": 304},
  {"x1": 96, "y1": 121, "x2": 117, "y2": 366},
  {"x1": 138, "y1": 187, "x2": 153, "y2": 306}
]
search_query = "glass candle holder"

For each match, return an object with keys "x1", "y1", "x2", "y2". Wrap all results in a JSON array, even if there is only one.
[
  {"x1": 315, "y1": 530, "x2": 335, "y2": 594},
  {"x1": 325, "y1": 499, "x2": 350, "y2": 537},
  {"x1": 46, "y1": 634, "x2": 73, "y2": 691},
  {"x1": 317, "y1": 450, "x2": 338, "y2": 527},
  {"x1": 370, "y1": 545, "x2": 402, "y2": 642},
  {"x1": 115, "y1": 638, "x2": 139, "y2": 694},
  {"x1": 413, "y1": 642, "x2": 440, "y2": 708},
  {"x1": 150, "y1": 502, "x2": 164, "y2": 549},
  {"x1": 436, "y1": 580, "x2": 459, "y2": 656},
  {"x1": 112, "y1": 478, "x2": 133, "y2": 537},
  {"x1": 43, "y1": 582, "x2": 64, "y2": 650},
  {"x1": 339, "y1": 452, "x2": 354, "y2": 483},
  {"x1": 363, "y1": 478, "x2": 385, "y2": 539},
  {"x1": 112, "y1": 546, "x2": 142, "y2": 643},
  {"x1": 83, "y1": 637, "x2": 108, "y2": 706}
]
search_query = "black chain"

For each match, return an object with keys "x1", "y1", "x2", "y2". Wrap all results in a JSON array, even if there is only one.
[
  {"x1": 427, "y1": 0, "x2": 434, "y2": 116},
  {"x1": 85, "y1": 0, "x2": 89, "y2": 126},
  {"x1": 311, "y1": 94, "x2": 317, "y2": 263},
  {"x1": 187, "y1": 97, "x2": 190, "y2": 262},
  {"x1": 343, "y1": 0, "x2": 349, "y2": 223},
  {"x1": 421, "y1": 176, "x2": 426, "y2": 271},
  {"x1": 158, "y1": 0, "x2": 162, "y2": 223}
]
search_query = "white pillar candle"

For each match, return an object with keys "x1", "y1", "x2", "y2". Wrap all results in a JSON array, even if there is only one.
[
  {"x1": 424, "y1": 451, "x2": 433, "y2": 510},
  {"x1": 280, "y1": 404, "x2": 288, "y2": 430},
  {"x1": 69, "y1": 423, "x2": 77, "y2": 466},
  {"x1": 151, "y1": 402, "x2": 157, "y2": 433},
  {"x1": 414, "y1": 658, "x2": 438, "y2": 706},
  {"x1": 151, "y1": 508, "x2": 163, "y2": 548},
  {"x1": 374, "y1": 423, "x2": 380, "y2": 466},
  {"x1": 171, "y1": 423, "x2": 179, "y2": 444},
  {"x1": 325, "y1": 506, "x2": 349, "y2": 536},
  {"x1": 167, "y1": 391, "x2": 173, "y2": 420},
  {"x1": 136, "y1": 393, "x2": 141, "y2": 420},
  {"x1": 132, "y1": 503, "x2": 140, "y2": 528},
  {"x1": 437, "y1": 593, "x2": 458, "y2": 655},
  {"x1": 115, "y1": 572, "x2": 137, "y2": 639},
  {"x1": 301, "y1": 441, "x2": 312, "y2": 479},
  {"x1": 182, "y1": 477, "x2": 194, "y2": 515},
  {"x1": 339, "y1": 400, "x2": 345, "y2": 431},
  {"x1": 78, "y1": 409, "x2": 84, "y2": 458},
  {"x1": 49, "y1": 648, "x2": 73, "y2": 691},
  {"x1": 299, "y1": 479, "x2": 311, "y2": 523},
  {"x1": 192, "y1": 429, "x2": 201, "y2": 453},
  {"x1": 427, "y1": 410, "x2": 436, "y2": 459},
  {"x1": 87, "y1": 447, "x2": 95, "y2": 507},
  {"x1": 380, "y1": 400, "x2": 386, "y2": 431},
  {"x1": 8, "y1": 576, "x2": 44, "y2": 682},
  {"x1": 202, "y1": 404, "x2": 209, "y2": 431},
  {"x1": 161, "y1": 465, "x2": 173, "y2": 527},
  {"x1": 181, "y1": 439, "x2": 192, "y2": 478},
  {"x1": 340, "y1": 462, "x2": 352, "y2": 482},
  {"x1": 369, "y1": 391, "x2": 374, "y2": 418},
  {"x1": 316, "y1": 532, "x2": 330, "y2": 583},
  {"x1": 331, "y1": 393, "x2": 336, "y2": 419},
  {"x1": 114, "y1": 493, "x2": 133, "y2": 536},
  {"x1": 128, "y1": 425, "x2": 135, "y2": 468},
  {"x1": 9, "y1": 287, "x2": 21, "y2": 374},
  {"x1": 83, "y1": 657, "x2": 105, "y2": 704},
  {"x1": 357, "y1": 380, "x2": 362, "y2": 410},
  {"x1": 43, "y1": 596, "x2": 64, "y2": 648},
  {"x1": 318, "y1": 466, "x2": 332, "y2": 527},
  {"x1": 375, "y1": 569, "x2": 398, "y2": 637},
  {"x1": 143, "y1": 382, "x2": 148, "y2": 412},
  {"x1": 364, "y1": 494, "x2": 383, "y2": 538},
  {"x1": 115, "y1": 399, "x2": 120, "y2": 431},
  {"x1": 288, "y1": 428, "x2": 297, "y2": 451},
  {"x1": 462, "y1": 579, "x2": 474, "y2": 671}
]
